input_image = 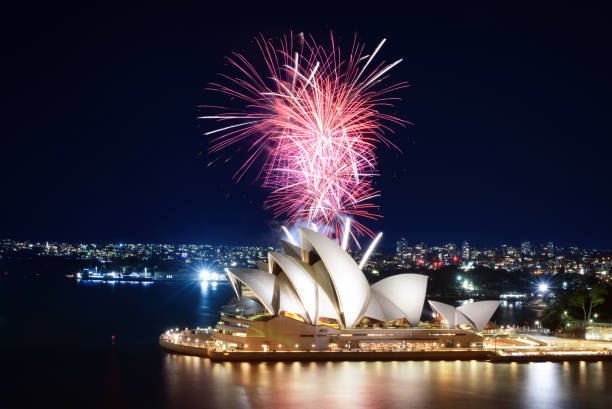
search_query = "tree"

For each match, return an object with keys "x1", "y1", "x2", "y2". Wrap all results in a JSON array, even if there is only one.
[
  {"x1": 568, "y1": 284, "x2": 608, "y2": 326},
  {"x1": 541, "y1": 309, "x2": 562, "y2": 331},
  {"x1": 540, "y1": 291, "x2": 572, "y2": 331}
]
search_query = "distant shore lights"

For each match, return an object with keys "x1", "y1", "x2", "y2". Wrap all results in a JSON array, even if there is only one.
[{"x1": 200, "y1": 269, "x2": 224, "y2": 282}]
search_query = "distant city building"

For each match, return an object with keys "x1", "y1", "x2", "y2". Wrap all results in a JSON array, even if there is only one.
[
  {"x1": 1, "y1": 236, "x2": 610, "y2": 279},
  {"x1": 395, "y1": 238, "x2": 415, "y2": 266},
  {"x1": 414, "y1": 242, "x2": 427, "y2": 261},
  {"x1": 441, "y1": 243, "x2": 457, "y2": 263},
  {"x1": 462, "y1": 241, "x2": 470, "y2": 260},
  {"x1": 396, "y1": 238, "x2": 409, "y2": 256},
  {"x1": 520, "y1": 241, "x2": 532, "y2": 255},
  {"x1": 545, "y1": 241, "x2": 555, "y2": 257}
]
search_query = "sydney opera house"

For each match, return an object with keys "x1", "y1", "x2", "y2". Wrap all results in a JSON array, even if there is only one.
[{"x1": 212, "y1": 227, "x2": 500, "y2": 352}]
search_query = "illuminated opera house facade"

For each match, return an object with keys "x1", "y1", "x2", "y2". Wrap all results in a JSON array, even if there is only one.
[{"x1": 212, "y1": 228, "x2": 500, "y2": 352}]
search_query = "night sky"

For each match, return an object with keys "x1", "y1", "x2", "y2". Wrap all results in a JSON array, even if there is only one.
[{"x1": 3, "y1": 2, "x2": 612, "y2": 248}]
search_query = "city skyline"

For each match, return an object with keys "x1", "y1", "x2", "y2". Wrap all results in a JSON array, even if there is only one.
[
  {"x1": 3, "y1": 234, "x2": 611, "y2": 252},
  {"x1": 4, "y1": 235, "x2": 610, "y2": 278}
]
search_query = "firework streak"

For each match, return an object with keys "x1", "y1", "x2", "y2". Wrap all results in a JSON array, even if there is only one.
[{"x1": 200, "y1": 32, "x2": 408, "y2": 241}]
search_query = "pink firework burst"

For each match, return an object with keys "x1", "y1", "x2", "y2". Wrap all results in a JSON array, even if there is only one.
[{"x1": 200, "y1": 32, "x2": 408, "y2": 241}]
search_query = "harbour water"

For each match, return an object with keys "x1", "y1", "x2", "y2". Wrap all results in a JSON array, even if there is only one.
[{"x1": 2, "y1": 279, "x2": 610, "y2": 409}]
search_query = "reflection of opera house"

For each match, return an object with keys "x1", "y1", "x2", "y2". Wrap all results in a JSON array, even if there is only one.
[{"x1": 211, "y1": 228, "x2": 500, "y2": 352}]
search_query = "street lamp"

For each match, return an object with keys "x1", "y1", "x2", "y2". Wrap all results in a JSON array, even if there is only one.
[{"x1": 494, "y1": 332, "x2": 498, "y2": 352}]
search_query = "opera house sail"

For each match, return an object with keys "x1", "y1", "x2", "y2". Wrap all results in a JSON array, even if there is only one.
[
  {"x1": 214, "y1": 227, "x2": 500, "y2": 352},
  {"x1": 428, "y1": 300, "x2": 502, "y2": 332}
]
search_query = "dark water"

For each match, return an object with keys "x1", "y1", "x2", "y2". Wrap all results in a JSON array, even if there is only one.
[{"x1": 1, "y1": 279, "x2": 610, "y2": 409}]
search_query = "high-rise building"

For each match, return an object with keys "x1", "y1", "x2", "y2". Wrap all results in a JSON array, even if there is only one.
[
  {"x1": 396, "y1": 238, "x2": 414, "y2": 265},
  {"x1": 414, "y1": 242, "x2": 428, "y2": 261},
  {"x1": 544, "y1": 241, "x2": 555, "y2": 257},
  {"x1": 440, "y1": 243, "x2": 457, "y2": 263},
  {"x1": 462, "y1": 241, "x2": 470, "y2": 260},
  {"x1": 396, "y1": 238, "x2": 409, "y2": 256},
  {"x1": 520, "y1": 241, "x2": 532, "y2": 255}
]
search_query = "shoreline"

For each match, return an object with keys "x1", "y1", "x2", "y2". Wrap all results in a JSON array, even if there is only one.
[{"x1": 159, "y1": 340, "x2": 612, "y2": 363}]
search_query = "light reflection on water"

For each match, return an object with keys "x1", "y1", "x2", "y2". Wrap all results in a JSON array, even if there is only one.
[
  {"x1": 161, "y1": 355, "x2": 612, "y2": 409},
  {"x1": 6, "y1": 279, "x2": 609, "y2": 409}
]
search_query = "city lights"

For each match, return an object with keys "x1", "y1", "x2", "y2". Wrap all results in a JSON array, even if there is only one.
[
  {"x1": 7, "y1": 235, "x2": 602, "y2": 280},
  {"x1": 199, "y1": 269, "x2": 224, "y2": 282}
]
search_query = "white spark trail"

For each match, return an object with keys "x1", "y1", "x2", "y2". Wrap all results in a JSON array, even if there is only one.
[
  {"x1": 204, "y1": 120, "x2": 259, "y2": 135},
  {"x1": 362, "y1": 59, "x2": 403, "y2": 88},
  {"x1": 341, "y1": 217, "x2": 351, "y2": 250},
  {"x1": 304, "y1": 62, "x2": 320, "y2": 88},
  {"x1": 198, "y1": 116, "x2": 247, "y2": 119},
  {"x1": 358, "y1": 232, "x2": 383, "y2": 269},
  {"x1": 292, "y1": 52, "x2": 299, "y2": 86},
  {"x1": 281, "y1": 226, "x2": 298, "y2": 246},
  {"x1": 355, "y1": 38, "x2": 386, "y2": 83}
]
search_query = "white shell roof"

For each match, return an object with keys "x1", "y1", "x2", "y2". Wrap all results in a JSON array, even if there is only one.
[
  {"x1": 269, "y1": 251, "x2": 319, "y2": 324},
  {"x1": 317, "y1": 286, "x2": 340, "y2": 322},
  {"x1": 299, "y1": 228, "x2": 370, "y2": 328},
  {"x1": 455, "y1": 309, "x2": 475, "y2": 328},
  {"x1": 276, "y1": 274, "x2": 308, "y2": 319},
  {"x1": 280, "y1": 240, "x2": 302, "y2": 259},
  {"x1": 371, "y1": 274, "x2": 428, "y2": 325},
  {"x1": 310, "y1": 259, "x2": 342, "y2": 319},
  {"x1": 225, "y1": 268, "x2": 275, "y2": 315},
  {"x1": 224, "y1": 229, "x2": 437, "y2": 329},
  {"x1": 369, "y1": 289, "x2": 406, "y2": 322},
  {"x1": 362, "y1": 291, "x2": 387, "y2": 322},
  {"x1": 428, "y1": 300, "x2": 457, "y2": 327},
  {"x1": 428, "y1": 299, "x2": 500, "y2": 331},
  {"x1": 457, "y1": 300, "x2": 501, "y2": 331}
]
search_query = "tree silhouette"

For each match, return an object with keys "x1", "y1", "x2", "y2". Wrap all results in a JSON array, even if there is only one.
[{"x1": 568, "y1": 284, "x2": 608, "y2": 326}]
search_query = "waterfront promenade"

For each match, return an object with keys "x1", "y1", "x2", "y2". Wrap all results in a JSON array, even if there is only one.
[{"x1": 159, "y1": 331, "x2": 612, "y2": 363}]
